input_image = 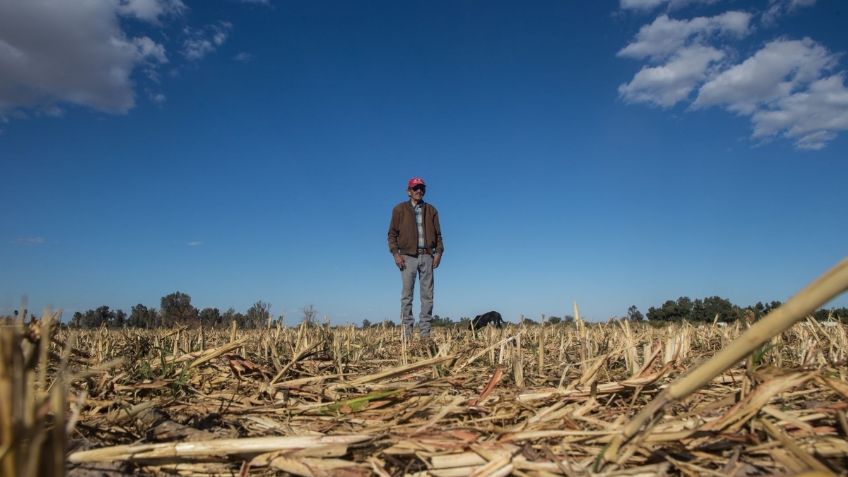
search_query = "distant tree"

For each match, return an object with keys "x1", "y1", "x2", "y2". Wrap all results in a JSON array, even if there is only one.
[
  {"x1": 647, "y1": 297, "x2": 692, "y2": 322},
  {"x1": 79, "y1": 310, "x2": 93, "y2": 328},
  {"x1": 129, "y1": 304, "x2": 158, "y2": 328},
  {"x1": 199, "y1": 307, "x2": 222, "y2": 327},
  {"x1": 750, "y1": 301, "x2": 765, "y2": 320},
  {"x1": 647, "y1": 301, "x2": 667, "y2": 321},
  {"x1": 811, "y1": 307, "x2": 844, "y2": 322},
  {"x1": 831, "y1": 307, "x2": 848, "y2": 322},
  {"x1": 112, "y1": 309, "x2": 127, "y2": 327},
  {"x1": 246, "y1": 301, "x2": 272, "y2": 328},
  {"x1": 222, "y1": 308, "x2": 246, "y2": 327},
  {"x1": 72, "y1": 306, "x2": 127, "y2": 328},
  {"x1": 128, "y1": 305, "x2": 143, "y2": 328},
  {"x1": 362, "y1": 319, "x2": 372, "y2": 328},
  {"x1": 160, "y1": 291, "x2": 198, "y2": 327},
  {"x1": 547, "y1": 316, "x2": 562, "y2": 325},
  {"x1": 646, "y1": 296, "x2": 749, "y2": 323},
  {"x1": 746, "y1": 300, "x2": 783, "y2": 321},
  {"x1": 381, "y1": 320, "x2": 396, "y2": 327},
  {"x1": 758, "y1": 300, "x2": 782, "y2": 320},
  {"x1": 832, "y1": 307, "x2": 848, "y2": 319},
  {"x1": 430, "y1": 315, "x2": 454, "y2": 327},
  {"x1": 92, "y1": 306, "x2": 112, "y2": 328},
  {"x1": 301, "y1": 305, "x2": 317, "y2": 327},
  {"x1": 677, "y1": 297, "x2": 693, "y2": 316},
  {"x1": 626, "y1": 305, "x2": 644, "y2": 322},
  {"x1": 691, "y1": 299, "x2": 706, "y2": 322},
  {"x1": 692, "y1": 296, "x2": 740, "y2": 322}
]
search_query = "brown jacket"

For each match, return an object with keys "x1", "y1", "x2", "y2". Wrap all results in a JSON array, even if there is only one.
[{"x1": 387, "y1": 201, "x2": 444, "y2": 256}]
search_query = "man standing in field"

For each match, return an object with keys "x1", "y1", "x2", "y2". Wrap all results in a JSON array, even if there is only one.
[{"x1": 388, "y1": 177, "x2": 444, "y2": 339}]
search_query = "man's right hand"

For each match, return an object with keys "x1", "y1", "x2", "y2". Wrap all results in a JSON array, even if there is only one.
[{"x1": 394, "y1": 254, "x2": 405, "y2": 270}]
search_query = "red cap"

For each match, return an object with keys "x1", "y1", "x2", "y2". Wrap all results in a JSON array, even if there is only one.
[{"x1": 407, "y1": 177, "x2": 426, "y2": 188}]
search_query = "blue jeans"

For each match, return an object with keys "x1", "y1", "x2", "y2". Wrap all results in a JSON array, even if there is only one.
[{"x1": 400, "y1": 253, "x2": 434, "y2": 338}]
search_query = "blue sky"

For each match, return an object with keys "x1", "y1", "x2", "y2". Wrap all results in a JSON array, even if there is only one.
[{"x1": 1, "y1": 0, "x2": 847, "y2": 324}]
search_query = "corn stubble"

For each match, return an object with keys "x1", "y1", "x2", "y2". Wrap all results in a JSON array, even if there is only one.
[{"x1": 3, "y1": 260, "x2": 848, "y2": 476}]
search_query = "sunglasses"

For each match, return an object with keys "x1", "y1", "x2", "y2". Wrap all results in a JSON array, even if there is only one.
[{"x1": 411, "y1": 185, "x2": 426, "y2": 192}]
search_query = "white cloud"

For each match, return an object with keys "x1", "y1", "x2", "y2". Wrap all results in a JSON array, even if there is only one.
[
  {"x1": 118, "y1": 0, "x2": 186, "y2": 24},
  {"x1": 0, "y1": 0, "x2": 170, "y2": 116},
  {"x1": 620, "y1": 0, "x2": 667, "y2": 11},
  {"x1": 620, "y1": 0, "x2": 723, "y2": 13},
  {"x1": 762, "y1": 0, "x2": 816, "y2": 25},
  {"x1": 619, "y1": 45, "x2": 725, "y2": 107},
  {"x1": 43, "y1": 106, "x2": 64, "y2": 117},
  {"x1": 792, "y1": 130, "x2": 836, "y2": 150},
  {"x1": 233, "y1": 51, "x2": 252, "y2": 63},
  {"x1": 134, "y1": 37, "x2": 169, "y2": 64},
  {"x1": 182, "y1": 23, "x2": 232, "y2": 61},
  {"x1": 751, "y1": 74, "x2": 848, "y2": 149},
  {"x1": 694, "y1": 38, "x2": 837, "y2": 114},
  {"x1": 668, "y1": 0, "x2": 724, "y2": 9},
  {"x1": 183, "y1": 39, "x2": 214, "y2": 61},
  {"x1": 618, "y1": 12, "x2": 752, "y2": 62},
  {"x1": 617, "y1": 1, "x2": 847, "y2": 149},
  {"x1": 689, "y1": 38, "x2": 848, "y2": 149},
  {"x1": 617, "y1": 11, "x2": 750, "y2": 107},
  {"x1": 13, "y1": 237, "x2": 45, "y2": 245},
  {"x1": 0, "y1": 0, "x2": 239, "y2": 119}
]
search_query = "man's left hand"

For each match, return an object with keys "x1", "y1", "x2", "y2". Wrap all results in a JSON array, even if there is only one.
[{"x1": 432, "y1": 253, "x2": 441, "y2": 269}]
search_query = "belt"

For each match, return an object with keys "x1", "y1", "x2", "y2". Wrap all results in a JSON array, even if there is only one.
[{"x1": 417, "y1": 247, "x2": 432, "y2": 254}]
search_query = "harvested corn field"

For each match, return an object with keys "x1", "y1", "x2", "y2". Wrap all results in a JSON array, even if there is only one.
[{"x1": 3, "y1": 313, "x2": 848, "y2": 476}]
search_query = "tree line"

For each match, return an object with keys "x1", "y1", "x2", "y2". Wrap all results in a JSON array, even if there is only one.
[
  {"x1": 68, "y1": 292, "x2": 279, "y2": 329},
  {"x1": 363, "y1": 299, "x2": 845, "y2": 328},
  {"x1": 18, "y1": 291, "x2": 845, "y2": 329},
  {"x1": 641, "y1": 296, "x2": 847, "y2": 323}
]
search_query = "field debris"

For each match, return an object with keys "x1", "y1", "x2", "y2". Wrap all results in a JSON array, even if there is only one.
[{"x1": 2, "y1": 314, "x2": 846, "y2": 476}]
